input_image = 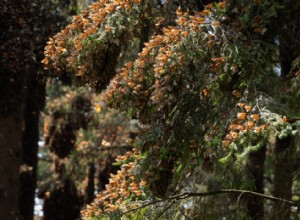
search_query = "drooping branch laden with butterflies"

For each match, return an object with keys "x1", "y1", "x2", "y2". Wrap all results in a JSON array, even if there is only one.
[{"x1": 43, "y1": 0, "x2": 300, "y2": 219}]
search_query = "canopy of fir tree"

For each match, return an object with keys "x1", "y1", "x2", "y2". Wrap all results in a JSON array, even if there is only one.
[{"x1": 43, "y1": 0, "x2": 300, "y2": 219}]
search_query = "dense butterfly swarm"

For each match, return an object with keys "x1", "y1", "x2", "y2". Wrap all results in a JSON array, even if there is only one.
[
  {"x1": 42, "y1": 0, "x2": 144, "y2": 91},
  {"x1": 81, "y1": 148, "x2": 148, "y2": 217},
  {"x1": 43, "y1": 0, "x2": 300, "y2": 218}
]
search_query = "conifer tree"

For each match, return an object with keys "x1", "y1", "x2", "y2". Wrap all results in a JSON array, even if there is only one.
[{"x1": 44, "y1": 0, "x2": 300, "y2": 218}]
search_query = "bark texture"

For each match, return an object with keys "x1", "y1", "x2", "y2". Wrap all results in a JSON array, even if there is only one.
[
  {"x1": 0, "y1": 114, "x2": 23, "y2": 219},
  {"x1": 246, "y1": 145, "x2": 266, "y2": 220},
  {"x1": 273, "y1": 137, "x2": 294, "y2": 219},
  {"x1": 19, "y1": 78, "x2": 45, "y2": 220}
]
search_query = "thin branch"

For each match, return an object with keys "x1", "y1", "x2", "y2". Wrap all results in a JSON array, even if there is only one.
[
  {"x1": 123, "y1": 189, "x2": 296, "y2": 215},
  {"x1": 154, "y1": 200, "x2": 176, "y2": 220}
]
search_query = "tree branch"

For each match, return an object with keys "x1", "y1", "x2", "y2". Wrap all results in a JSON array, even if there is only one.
[{"x1": 123, "y1": 189, "x2": 296, "y2": 215}]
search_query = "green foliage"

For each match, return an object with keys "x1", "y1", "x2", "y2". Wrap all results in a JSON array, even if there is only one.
[{"x1": 44, "y1": 0, "x2": 300, "y2": 219}]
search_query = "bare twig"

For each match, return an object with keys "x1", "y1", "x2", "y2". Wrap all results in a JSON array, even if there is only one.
[{"x1": 123, "y1": 189, "x2": 296, "y2": 215}]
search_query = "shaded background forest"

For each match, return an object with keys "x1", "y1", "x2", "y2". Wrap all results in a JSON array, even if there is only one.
[{"x1": 0, "y1": 0, "x2": 138, "y2": 219}]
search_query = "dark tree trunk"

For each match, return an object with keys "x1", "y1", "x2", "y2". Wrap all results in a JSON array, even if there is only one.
[
  {"x1": 85, "y1": 162, "x2": 95, "y2": 204},
  {"x1": 43, "y1": 178, "x2": 82, "y2": 220},
  {"x1": 0, "y1": 114, "x2": 23, "y2": 219},
  {"x1": 0, "y1": 1, "x2": 66, "y2": 219},
  {"x1": 273, "y1": 137, "x2": 294, "y2": 220},
  {"x1": 139, "y1": 19, "x2": 150, "y2": 52},
  {"x1": 19, "y1": 77, "x2": 45, "y2": 220},
  {"x1": 246, "y1": 145, "x2": 266, "y2": 220},
  {"x1": 0, "y1": 1, "x2": 32, "y2": 218},
  {"x1": 98, "y1": 155, "x2": 119, "y2": 192}
]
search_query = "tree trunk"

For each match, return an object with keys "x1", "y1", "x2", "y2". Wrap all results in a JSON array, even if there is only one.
[
  {"x1": 43, "y1": 178, "x2": 82, "y2": 220},
  {"x1": 0, "y1": 114, "x2": 23, "y2": 219},
  {"x1": 85, "y1": 162, "x2": 95, "y2": 204},
  {"x1": 273, "y1": 137, "x2": 294, "y2": 220},
  {"x1": 0, "y1": 1, "x2": 31, "y2": 218},
  {"x1": 19, "y1": 78, "x2": 45, "y2": 220},
  {"x1": 246, "y1": 145, "x2": 266, "y2": 220},
  {"x1": 0, "y1": 1, "x2": 67, "y2": 219}
]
